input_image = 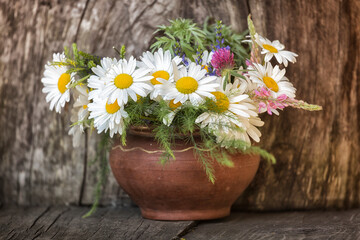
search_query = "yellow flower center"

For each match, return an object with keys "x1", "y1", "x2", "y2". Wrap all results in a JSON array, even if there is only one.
[
  {"x1": 114, "y1": 73, "x2": 133, "y2": 89},
  {"x1": 176, "y1": 77, "x2": 198, "y2": 94},
  {"x1": 208, "y1": 91, "x2": 230, "y2": 113},
  {"x1": 150, "y1": 70, "x2": 170, "y2": 85},
  {"x1": 105, "y1": 100, "x2": 120, "y2": 114},
  {"x1": 57, "y1": 73, "x2": 71, "y2": 94},
  {"x1": 169, "y1": 99, "x2": 182, "y2": 110},
  {"x1": 83, "y1": 105, "x2": 88, "y2": 109},
  {"x1": 263, "y1": 76, "x2": 279, "y2": 92},
  {"x1": 262, "y1": 44, "x2": 278, "y2": 53}
]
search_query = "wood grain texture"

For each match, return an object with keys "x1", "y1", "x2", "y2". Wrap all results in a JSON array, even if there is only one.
[
  {"x1": 183, "y1": 209, "x2": 360, "y2": 240},
  {"x1": 0, "y1": 206, "x2": 194, "y2": 239},
  {"x1": 1, "y1": 206, "x2": 359, "y2": 240},
  {"x1": 0, "y1": 0, "x2": 359, "y2": 210},
  {"x1": 235, "y1": 0, "x2": 360, "y2": 210}
]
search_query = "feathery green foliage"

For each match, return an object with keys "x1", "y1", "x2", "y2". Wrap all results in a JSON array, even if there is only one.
[
  {"x1": 151, "y1": 18, "x2": 249, "y2": 66},
  {"x1": 151, "y1": 18, "x2": 205, "y2": 58}
]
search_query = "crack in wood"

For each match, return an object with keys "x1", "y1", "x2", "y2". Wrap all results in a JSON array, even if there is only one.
[
  {"x1": 32, "y1": 231, "x2": 42, "y2": 240},
  {"x1": 44, "y1": 208, "x2": 70, "y2": 232},
  {"x1": 6, "y1": 229, "x2": 15, "y2": 238},
  {"x1": 172, "y1": 221, "x2": 199, "y2": 240},
  {"x1": 135, "y1": 224, "x2": 150, "y2": 239},
  {"x1": 74, "y1": 0, "x2": 91, "y2": 43},
  {"x1": 7, "y1": 232, "x2": 17, "y2": 240},
  {"x1": 50, "y1": 228, "x2": 60, "y2": 239},
  {"x1": 29, "y1": 206, "x2": 50, "y2": 229},
  {"x1": 132, "y1": 218, "x2": 144, "y2": 236},
  {"x1": 124, "y1": 0, "x2": 158, "y2": 35},
  {"x1": 34, "y1": 225, "x2": 44, "y2": 236},
  {"x1": 90, "y1": 226, "x2": 101, "y2": 237}
]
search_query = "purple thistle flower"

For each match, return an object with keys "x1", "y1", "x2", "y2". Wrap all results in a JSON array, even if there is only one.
[{"x1": 210, "y1": 47, "x2": 235, "y2": 76}]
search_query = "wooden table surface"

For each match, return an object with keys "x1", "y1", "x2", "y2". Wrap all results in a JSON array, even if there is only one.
[{"x1": 1, "y1": 206, "x2": 359, "y2": 240}]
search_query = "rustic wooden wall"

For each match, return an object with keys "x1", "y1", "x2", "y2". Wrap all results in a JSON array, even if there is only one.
[{"x1": 0, "y1": 0, "x2": 359, "y2": 209}]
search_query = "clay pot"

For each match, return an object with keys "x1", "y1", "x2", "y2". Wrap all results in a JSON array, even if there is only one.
[{"x1": 109, "y1": 127, "x2": 260, "y2": 221}]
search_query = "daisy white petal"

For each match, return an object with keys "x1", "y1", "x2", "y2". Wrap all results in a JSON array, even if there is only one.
[
  {"x1": 255, "y1": 33, "x2": 298, "y2": 66},
  {"x1": 158, "y1": 62, "x2": 220, "y2": 105},
  {"x1": 41, "y1": 52, "x2": 75, "y2": 113},
  {"x1": 138, "y1": 48, "x2": 182, "y2": 100}
]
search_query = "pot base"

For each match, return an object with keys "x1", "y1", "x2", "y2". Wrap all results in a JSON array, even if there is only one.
[{"x1": 140, "y1": 207, "x2": 230, "y2": 221}]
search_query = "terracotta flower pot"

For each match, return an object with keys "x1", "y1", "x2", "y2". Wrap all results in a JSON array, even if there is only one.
[{"x1": 109, "y1": 127, "x2": 260, "y2": 221}]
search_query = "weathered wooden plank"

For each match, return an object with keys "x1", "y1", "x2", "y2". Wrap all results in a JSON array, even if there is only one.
[
  {"x1": 1, "y1": 207, "x2": 360, "y2": 240},
  {"x1": 0, "y1": 206, "x2": 194, "y2": 240},
  {"x1": 235, "y1": 0, "x2": 360, "y2": 210},
  {"x1": 183, "y1": 210, "x2": 360, "y2": 240}
]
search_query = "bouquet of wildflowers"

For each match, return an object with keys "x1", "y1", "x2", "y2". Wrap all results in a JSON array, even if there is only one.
[{"x1": 41, "y1": 17, "x2": 321, "y2": 183}]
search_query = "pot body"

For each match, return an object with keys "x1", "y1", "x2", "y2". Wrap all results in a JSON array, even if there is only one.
[{"x1": 109, "y1": 131, "x2": 260, "y2": 221}]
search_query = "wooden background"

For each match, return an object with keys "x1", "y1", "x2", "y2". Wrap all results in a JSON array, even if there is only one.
[{"x1": 0, "y1": 0, "x2": 359, "y2": 210}]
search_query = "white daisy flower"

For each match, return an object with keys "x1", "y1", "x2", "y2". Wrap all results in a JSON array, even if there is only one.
[
  {"x1": 233, "y1": 67, "x2": 260, "y2": 94},
  {"x1": 73, "y1": 85, "x2": 90, "y2": 123},
  {"x1": 196, "y1": 80, "x2": 263, "y2": 145},
  {"x1": 138, "y1": 48, "x2": 181, "y2": 100},
  {"x1": 162, "y1": 99, "x2": 183, "y2": 126},
  {"x1": 88, "y1": 98, "x2": 128, "y2": 137},
  {"x1": 68, "y1": 85, "x2": 91, "y2": 147},
  {"x1": 101, "y1": 56, "x2": 153, "y2": 105},
  {"x1": 196, "y1": 80, "x2": 258, "y2": 129},
  {"x1": 41, "y1": 52, "x2": 75, "y2": 113},
  {"x1": 217, "y1": 117, "x2": 264, "y2": 146},
  {"x1": 246, "y1": 62, "x2": 296, "y2": 98},
  {"x1": 88, "y1": 57, "x2": 118, "y2": 100},
  {"x1": 159, "y1": 62, "x2": 219, "y2": 105},
  {"x1": 255, "y1": 33, "x2": 298, "y2": 67}
]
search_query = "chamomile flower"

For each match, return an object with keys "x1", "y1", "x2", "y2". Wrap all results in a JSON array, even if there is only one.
[
  {"x1": 162, "y1": 99, "x2": 182, "y2": 126},
  {"x1": 72, "y1": 85, "x2": 90, "y2": 124},
  {"x1": 217, "y1": 116, "x2": 264, "y2": 145},
  {"x1": 41, "y1": 52, "x2": 75, "y2": 113},
  {"x1": 246, "y1": 62, "x2": 296, "y2": 98},
  {"x1": 68, "y1": 85, "x2": 90, "y2": 147},
  {"x1": 235, "y1": 67, "x2": 260, "y2": 94},
  {"x1": 255, "y1": 34, "x2": 298, "y2": 67},
  {"x1": 68, "y1": 86, "x2": 90, "y2": 147},
  {"x1": 88, "y1": 57, "x2": 118, "y2": 100},
  {"x1": 88, "y1": 98, "x2": 128, "y2": 137},
  {"x1": 160, "y1": 62, "x2": 219, "y2": 105},
  {"x1": 196, "y1": 79, "x2": 263, "y2": 145},
  {"x1": 101, "y1": 56, "x2": 153, "y2": 105},
  {"x1": 238, "y1": 75, "x2": 259, "y2": 94},
  {"x1": 196, "y1": 80, "x2": 258, "y2": 133},
  {"x1": 138, "y1": 48, "x2": 181, "y2": 100}
]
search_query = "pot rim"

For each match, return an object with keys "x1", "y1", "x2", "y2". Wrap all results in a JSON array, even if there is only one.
[{"x1": 128, "y1": 125, "x2": 201, "y2": 138}]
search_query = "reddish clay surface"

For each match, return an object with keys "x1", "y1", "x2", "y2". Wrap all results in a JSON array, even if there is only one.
[{"x1": 109, "y1": 128, "x2": 260, "y2": 221}]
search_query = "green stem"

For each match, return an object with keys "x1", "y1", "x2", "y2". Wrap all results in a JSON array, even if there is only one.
[{"x1": 69, "y1": 75, "x2": 90, "y2": 88}]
